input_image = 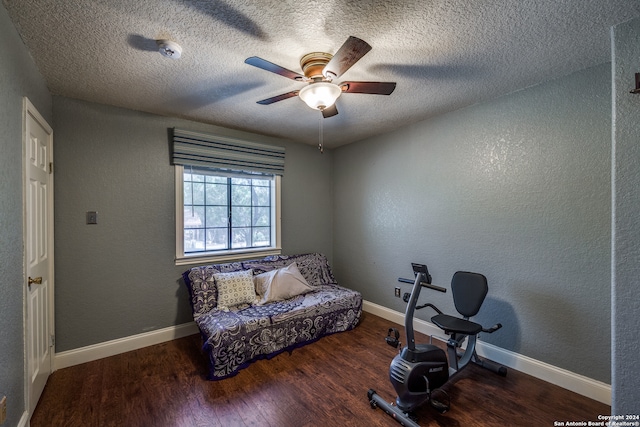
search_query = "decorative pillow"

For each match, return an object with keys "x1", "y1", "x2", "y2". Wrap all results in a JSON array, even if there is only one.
[
  {"x1": 254, "y1": 262, "x2": 313, "y2": 305},
  {"x1": 243, "y1": 253, "x2": 337, "y2": 287},
  {"x1": 214, "y1": 269, "x2": 256, "y2": 310},
  {"x1": 182, "y1": 261, "x2": 244, "y2": 319}
]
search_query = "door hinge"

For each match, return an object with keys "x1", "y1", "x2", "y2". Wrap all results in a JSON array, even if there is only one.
[
  {"x1": 49, "y1": 162, "x2": 53, "y2": 174},
  {"x1": 50, "y1": 334, "x2": 55, "y2": 347}
]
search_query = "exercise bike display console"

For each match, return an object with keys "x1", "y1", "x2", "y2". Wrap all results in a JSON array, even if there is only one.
[{"x1": 368, "y1": 263, "x2": 507, "y2": 427}]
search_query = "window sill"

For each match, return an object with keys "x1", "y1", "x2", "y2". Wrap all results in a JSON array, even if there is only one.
[{"x1": 175, "y1": 247, "x2": 282, "y2": 267}]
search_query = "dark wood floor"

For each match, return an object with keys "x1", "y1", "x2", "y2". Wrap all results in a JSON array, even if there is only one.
[{"x1": 32, "y1": 312, "x2": 609, "y2": 426}]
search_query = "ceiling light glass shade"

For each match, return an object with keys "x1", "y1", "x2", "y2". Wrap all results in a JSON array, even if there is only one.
[{"x1": 298, "y1": 82, "x2": 342, "y2": 110}]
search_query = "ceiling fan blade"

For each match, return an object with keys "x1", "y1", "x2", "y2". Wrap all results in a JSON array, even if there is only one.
[
  {"x1": 245, "y1": 56, "x2": 305, "y2": 81},
  {"x1": 323, "y1": 36, "x2": 372, "y2": 79},
  {"x1": 256, "y1": 91, "x2": 299, "y2": 105},
  {"x1": 340, "y1": 81, "x2": 396, "y2": 95},
  {"x1": 322, "y1": 104, "x2": 339, "y2": 118}
]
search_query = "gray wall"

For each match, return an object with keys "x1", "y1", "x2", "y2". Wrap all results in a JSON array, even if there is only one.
[
  {"x1": 52, "y1": 96, "x2": 333, "y2": 352},
  {"x1": 612, "y1": 18, "x2": 640, "y2": 414},
  {"x1": 0, "y1": 4, "x2": 52, "y2": 426},
  {"x1": 333, "y1": 64, "x2": 612, "y2": 383}
]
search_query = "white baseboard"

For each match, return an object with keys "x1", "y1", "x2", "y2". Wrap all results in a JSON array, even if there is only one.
[
  {"x1": 18, "y1": 410, "x2": 29, "y2": 427},
  {"x1": 54, "y1": 322, "x2": 199, "y2": 371},
  {"x1": 362, "y1": 300, "x2": 612, "y2": 405}
]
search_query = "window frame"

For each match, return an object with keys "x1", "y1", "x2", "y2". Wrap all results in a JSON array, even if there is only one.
[{"x1": 175, "y1": 165, "x2": 281, "y2": 266}]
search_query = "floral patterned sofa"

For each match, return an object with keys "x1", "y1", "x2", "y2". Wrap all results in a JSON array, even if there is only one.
[{"x1": 182, "y1": 253, "x2": 363, "y2": 380}]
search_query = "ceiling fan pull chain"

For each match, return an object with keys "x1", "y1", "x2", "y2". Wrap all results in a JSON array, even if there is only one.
[{"x1": 318, "y1": 116, "x2": 324, "y2": 153}]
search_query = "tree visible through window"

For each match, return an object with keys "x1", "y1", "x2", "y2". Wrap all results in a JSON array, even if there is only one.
[{"x1": 183, "y1": 167, "x2": 274, "y2": 254}]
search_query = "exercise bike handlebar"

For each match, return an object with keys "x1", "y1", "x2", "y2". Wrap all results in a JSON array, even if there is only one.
[
  {"x1": 483, "y1": 323, "x2": 503, "y2": 334},
  {"x1": 398, "y1": 277, "x2": 447, "y2": 293}
]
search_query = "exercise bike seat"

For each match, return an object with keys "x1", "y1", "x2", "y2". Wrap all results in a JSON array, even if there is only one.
[
  {"x1": 431, "y1": 271, "x2": 489, "y2": 336},
  {"x1": 431, "y1": 314, "x2": 483, "y2": 335}
]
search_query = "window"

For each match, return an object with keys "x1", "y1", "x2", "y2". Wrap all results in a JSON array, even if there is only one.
[
  {"x1": 175, "y1": 166, "x2": 281, "y2": 265},
  {"x1": 171, "y1": 128, "x2": 284, "y2": 265}
]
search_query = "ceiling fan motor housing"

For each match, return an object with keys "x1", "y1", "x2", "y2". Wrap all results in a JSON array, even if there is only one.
[{"x1": 300, "y1": 52, "x2": 333, "y2": 80}]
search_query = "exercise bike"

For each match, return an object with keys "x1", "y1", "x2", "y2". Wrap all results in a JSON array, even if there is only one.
[{"x1": 368, "y1": 263, "x2": 507, "y2": 427}]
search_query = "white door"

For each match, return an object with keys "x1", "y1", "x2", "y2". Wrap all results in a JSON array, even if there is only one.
[{"x1": 24, "y1": 97, "x2": 54, "y2": 416}]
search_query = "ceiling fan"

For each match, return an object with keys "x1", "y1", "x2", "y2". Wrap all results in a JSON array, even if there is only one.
[{"x1": 245, "y1": 36, "x2": 396, "y2": 118}]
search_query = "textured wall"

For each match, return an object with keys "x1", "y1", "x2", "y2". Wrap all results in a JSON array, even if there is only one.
[
  {"x1": 52, "y1": 96, "x2": 333, "y2": 352},
  {"x1": 333, "y1": 64, "x2": 612, "y2": 383},
  {"x1": 612, "y1": 18, "x2": 640, "y2": 414},
  {"x1": 0, "y1": 4, "x2": 52, "y2": 426}
]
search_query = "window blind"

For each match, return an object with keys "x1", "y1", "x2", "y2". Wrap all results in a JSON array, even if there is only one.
[{"x1": 172, "y1": 128, "x2": 285, "y2": 175}]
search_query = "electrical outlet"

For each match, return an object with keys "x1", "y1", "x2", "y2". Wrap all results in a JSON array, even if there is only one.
[
  {"x1": 394, "y1": 287, "x2": 401, "y2": 298},
  {"x1": 0, "y1": 395, "x2": 6, "y2": 425},
  {"x1": 86, "y1": 211, "x2": 98, "y2": 225}
]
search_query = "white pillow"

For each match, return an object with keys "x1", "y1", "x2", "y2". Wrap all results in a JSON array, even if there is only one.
[
  {"x1": 254, "y1": 262, "x2": 313, "y2": 305},
  {"x1": 214, "y1": 269, "x2": 256, "y2": 310}
]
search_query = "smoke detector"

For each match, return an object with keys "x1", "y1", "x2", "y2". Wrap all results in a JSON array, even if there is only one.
[{"x1": 157, "y1": 40, "x2": 182, "y2": 59}]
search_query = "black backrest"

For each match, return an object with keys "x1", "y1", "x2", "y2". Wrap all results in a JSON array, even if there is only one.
[{"x1": 451, "y1": 271, "x2": 488, "y2": 318}]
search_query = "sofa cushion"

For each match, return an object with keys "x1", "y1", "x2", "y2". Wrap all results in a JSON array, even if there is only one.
[
  {"x1": 214, "y1": 269, "x2": 256, "y2": 310},
  {"x1": 196, "y1": 281, "x2": 362, "y2": 379},
  {"x1": 254, "y1": 262, "x2": 313, "y2": 305}
]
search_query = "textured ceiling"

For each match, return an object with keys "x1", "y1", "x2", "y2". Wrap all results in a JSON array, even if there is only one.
[{"x1": 4, "y1": 0, "x2": 640, "y2": 148}]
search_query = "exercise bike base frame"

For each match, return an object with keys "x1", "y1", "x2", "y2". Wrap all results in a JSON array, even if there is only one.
[{"x1": 368, "y1": 389, "x2": 421, "y2": 427}]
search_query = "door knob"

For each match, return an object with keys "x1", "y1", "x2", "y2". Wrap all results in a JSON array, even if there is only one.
[{"x1": 28, "y1": 276, "x2": 42, "y2": 285}]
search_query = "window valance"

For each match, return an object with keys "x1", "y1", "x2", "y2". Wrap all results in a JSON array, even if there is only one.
[{"x1": 172, "y1": 128, "x2": 285, "y2": 176}]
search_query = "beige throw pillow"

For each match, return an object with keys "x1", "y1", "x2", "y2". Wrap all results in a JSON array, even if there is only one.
[
  {"x1": 214, "y1": 269, "x2": 256, "y2": 310},
  {"x1": 254, "y1": 262, "x2": 313, "y2": 305}
]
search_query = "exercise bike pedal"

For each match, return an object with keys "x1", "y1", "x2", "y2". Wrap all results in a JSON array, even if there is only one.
[
  {"x1": 429, "y1": 399, "x2": 449, "y2": 414},
  {"x1": 429, "y1": 389, "x2": 450, "y2": 414},
  {"x1": 385, "y1": 327, "x2": 401, "y2": 348}
]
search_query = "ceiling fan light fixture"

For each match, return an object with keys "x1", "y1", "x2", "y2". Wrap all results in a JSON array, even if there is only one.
[{"x1": 298, "y1": 82, "x2": 342, "y2": 110}]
